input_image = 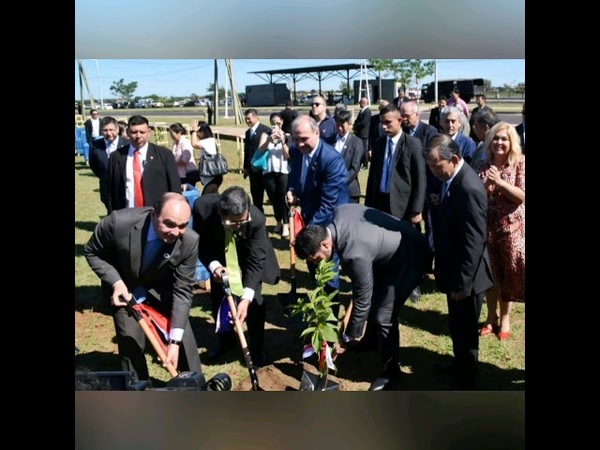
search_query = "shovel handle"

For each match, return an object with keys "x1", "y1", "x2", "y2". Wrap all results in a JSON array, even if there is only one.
[{"x1": 221, "y1": 273, "x2": 260, "y2": 391}]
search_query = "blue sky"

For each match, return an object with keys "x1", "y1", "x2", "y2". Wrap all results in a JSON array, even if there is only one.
[{"x1": 75, "y1": 59, "x2": 525, "y2": 100}]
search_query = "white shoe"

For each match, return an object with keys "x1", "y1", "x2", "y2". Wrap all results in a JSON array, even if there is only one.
[{"x1": 282, "y1": 225, "x2": 290, "y2": 237}]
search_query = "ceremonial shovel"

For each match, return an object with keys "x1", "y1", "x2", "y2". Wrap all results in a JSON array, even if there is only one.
[
  {"x1": 221, "y1": 272, "x2": 261, "y2": 391},
  {"x1": 122, "y1": 294, "x2": 179, "y2": 377}
]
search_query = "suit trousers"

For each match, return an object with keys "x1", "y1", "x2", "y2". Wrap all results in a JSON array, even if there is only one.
[
  {"x1": 248, "y1": 170, "x2": 265, "y2": 213},
  {"x1": 210, "y1": 282, "x2": 266, "y2": 359},
  {"x1": 371, "y1": 236, "x2": 427, "y2": 372},
  {"x1": 445, "y1": 291, "x2": 484, "y2": 389},
  {"x1": 112, "y1": 302, "x2": 201, "y2": 381}
]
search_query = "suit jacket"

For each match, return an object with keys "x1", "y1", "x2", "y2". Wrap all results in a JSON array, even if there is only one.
[
  {"x1": 368, "y1": 113, "x2": 384, "y2": 151},
  {"x1": 365, "y1": 132, "x2": 427, "y2": 220},
  {"x1": 433, "y1": 162, "x2": 493, "y2": 296},
  {"x1": 244, "y1": 123, "x2": 271, "y2": 171},
  {"x1": 192, "y1": 194, "x2": 280, "y2": 305},
  {"x1": 352, "y1": 107, "x2": 372, "y2": 139},
  {"x1": 84, "y1": 117, "x2": 101, "y2": 146},
  {"x1": 454, "y1": 133, "x2": 477, "y2": 164},
  {"x1": 107, "y1": 143, "x2": 182, "y2": 213},
  {"x1": 328, "y1": 204, "x2": 428, "y2": 338},
  {"x1": 516, "y1": 122, "x2": 525, "y2": 154},
  {"x1": 428, "y1": 106, "x2": 443, "y2": 132},
  {"x1": 338, "y1": 134, "x2": 364, "y2": 198},
  {"x1": 404, "y1": 121, "x2": 437, "y2": 150},
  {"x1": 84, "y1": 207, "x2": 200, "y2": 330},
  {"x1": 89, "y1": 136, "x2": 130, "y2": 206},
  {"x1": 288, "y1": 139, "x2": 350, "y2": 225}
]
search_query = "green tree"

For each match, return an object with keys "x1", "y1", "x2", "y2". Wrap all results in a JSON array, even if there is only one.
[
  {"x1": 405, "y1": 59, "x2": 435, "y2": 95},
  {"x1": 206, "y1": 83, "x2": 225, "y2": 99},
  {"x1": 109, "y1": 78, "x2": 138, "y2": 101}
]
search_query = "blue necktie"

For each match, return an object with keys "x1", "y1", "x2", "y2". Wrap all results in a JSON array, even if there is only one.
[
  {"x1": 141, "y1": 238, "x2": 163, "y2": 274},
  {"x1": 441, "y1": 180, "x2": 450, "y2": 201},
  {"x1": 379, "y1": 139, "x2": 394, "y2": 193},
  {"x1": 301, "y1": 154, "x2": 311, "y2": 191}
]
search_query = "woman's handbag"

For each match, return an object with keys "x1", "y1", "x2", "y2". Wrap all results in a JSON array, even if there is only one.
[
  {"x1": 199, "y1": 149, "x2": 228, "y2": 177},
  {"x1": 251, "y1": 149, "x2": 269, "y2": 172}
]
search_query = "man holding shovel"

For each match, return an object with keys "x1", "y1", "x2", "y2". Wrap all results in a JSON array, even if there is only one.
[
  {"x1": 84, "y1": 192, "x2": 202, "y2": 381},
  {"x1": 192, "y1": 186, "x2": 280, "y2": 367}
]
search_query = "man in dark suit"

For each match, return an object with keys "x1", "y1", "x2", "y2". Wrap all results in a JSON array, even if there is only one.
[
  {"x1": 107, "y1": 115, "x2": 181, "y2": 214},
  {"x1": 400, "y1": 100, "x2": 439, "y2": 274},
  {"x1": 335, "y1": 110, "x2": 364, "y2": 203},
  {"x1": 84, "y1": 108, "x2": 102, "y2": 146},
  {"x1": 84, "y1": 192, "x2": 202, "y2": 381},
  {"x1": 423, "y1": 134, "x2": 494, "y2": 390},
  {"x1": 365, "y1": 104, "x2": 427, "y2": 227},
  {"x1": 286, "y1": 115, "x2": 350, "y2": 226},
  {"x1": 469, "y1": 94, "x2": 494, "y2": 143},
  {"x1": 441, "y1": 107, "x2": 477, "y2": 164},
  {"x1": 428, "y1": 96, "x2": 447, "y2": 132},
  {"x1": 393, "y1": 88, "x2": 410, "y2": 109},
  {"x1": 89, "y1": 116, "x2": 130, "y2": 214},
  {"x1": 286, "y1": 114, "x2": 350, "y2": 315},
  {"x1": 294, "y1": 204, "x2": 428, "y2": 391},
  {"x1": 243, "y1": 109, "x2": 271, "y2": 213},
  {"x1": 193, "y1": 186, "x2": 280, "y2": 366},
  {"x1": 368, "y1": 99, "x2": 389, "y2": 165},
  {"x1": 352, "y1": 97, "x2": 371, "y2": 169},
  {"x1": 280, "y1": 100, "x2": 298, "y2": 135}
]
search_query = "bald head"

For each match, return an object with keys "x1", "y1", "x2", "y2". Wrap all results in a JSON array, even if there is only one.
[{"x1": 152, "y1": 192, "x2": 191, "y2": 244}]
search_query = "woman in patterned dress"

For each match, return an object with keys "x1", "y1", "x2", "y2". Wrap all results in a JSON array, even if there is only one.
[{"x1": 475, "y1": 122, "x2": 525, "y2": 340}]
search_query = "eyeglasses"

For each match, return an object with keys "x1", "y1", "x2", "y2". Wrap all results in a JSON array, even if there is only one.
[
  {"x1": 400, "y1": 112, "x2": 415, "y2": 119},
  {"x1": 222, "y1": 212, "x2": 252, "y2": 227},
  {"x1": 311, "y1": 103, "x2": 322, "y2": 107}
]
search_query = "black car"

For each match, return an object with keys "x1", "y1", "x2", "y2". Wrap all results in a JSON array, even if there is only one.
[{"x1": 183, "y1": 100, "x2": 201, "y2": 107}]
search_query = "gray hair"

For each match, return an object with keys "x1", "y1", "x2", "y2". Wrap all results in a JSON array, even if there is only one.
[{"x1": 218, "y1": 186, "x2": 250, "y2": 217}]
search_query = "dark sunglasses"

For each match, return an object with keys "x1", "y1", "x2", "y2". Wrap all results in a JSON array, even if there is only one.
[{"x1": 312, "y1": 103, "x2": 322, "y2": 107}]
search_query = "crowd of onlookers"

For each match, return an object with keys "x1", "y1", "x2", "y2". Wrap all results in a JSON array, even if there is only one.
[{"x1": 78, "y1": 87, "x2": 524, "y2": 390}]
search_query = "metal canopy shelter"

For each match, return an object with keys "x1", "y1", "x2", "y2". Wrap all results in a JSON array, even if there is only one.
[{"x1": 249, "y1": 63, "x2": 377, "y2": 102}]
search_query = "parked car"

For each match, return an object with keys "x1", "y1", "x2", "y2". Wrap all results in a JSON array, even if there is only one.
[
  {"x1": 183, "y1": 100, "x2": 201, "y2": 107},
  {"x1": 151, "y1": 101, "x2": 164, "y2": 108}
]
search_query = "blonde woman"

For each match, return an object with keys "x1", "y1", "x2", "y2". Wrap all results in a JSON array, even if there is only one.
[{"x1": 475, "y1": 122, "x2": 525, "y2": 340}]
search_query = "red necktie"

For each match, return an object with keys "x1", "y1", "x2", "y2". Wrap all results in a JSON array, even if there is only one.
[{"x1": 133, "y1": 150, "x2": 144, "y2": 207}]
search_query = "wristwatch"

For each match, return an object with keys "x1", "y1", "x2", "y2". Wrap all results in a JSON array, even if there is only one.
[{"x1": 168, "y1": 339, "x2": 182, "y2": 346}]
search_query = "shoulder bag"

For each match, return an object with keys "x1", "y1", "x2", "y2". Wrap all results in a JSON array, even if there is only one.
[{"x1": 199, "y1": 146, "x2": 228, "y2": 177}]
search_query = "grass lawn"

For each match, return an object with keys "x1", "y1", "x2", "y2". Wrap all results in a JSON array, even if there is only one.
[{"x1": 74, "y1": 120, "x2": 525, "y2": 391}]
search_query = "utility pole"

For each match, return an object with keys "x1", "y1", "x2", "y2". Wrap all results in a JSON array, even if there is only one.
[
  {"x1": 358, "y1": 59, "x2": 371, "y2": 105},
  {"x1": 94, "y1": 59, "x2": 104, "y2": 109},
  {"x1": 225, "y1": 59, "x2": 244, "y2": 125},
  {"x1": 224, "y1": 60, "x2": 229, "y2": 118},
  {"x1": 213, "y1": 59, "x2": 219, "y2": 125},
  {"x1": 434, "y1": 59, "x2": 438, "y2": 103},
  {"x1": 77, "y1": 59, "x2": 97, "y2": 112}
]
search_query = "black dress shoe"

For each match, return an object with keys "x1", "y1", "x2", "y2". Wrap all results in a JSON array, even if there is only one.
[
  {"x1": 409, "y1": 286, "x2": 422, "y2": 303},
  {"x1": 368, "y1": 367, "x2": 401, "y2": 391}
]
